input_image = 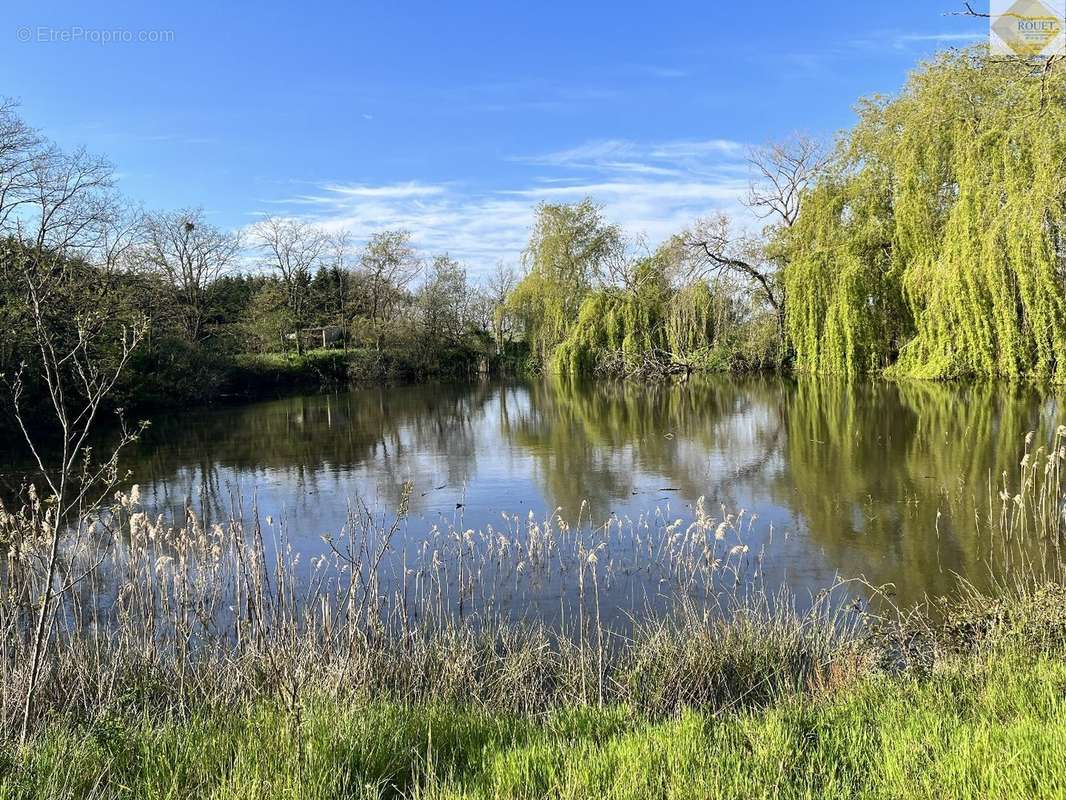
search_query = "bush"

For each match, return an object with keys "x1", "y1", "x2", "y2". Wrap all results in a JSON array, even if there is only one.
[{"x1": 116, "y1": 337, "x2": 230, "y2": 408}]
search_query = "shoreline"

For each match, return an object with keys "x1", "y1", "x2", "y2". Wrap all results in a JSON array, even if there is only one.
[{"x1": 4, "y1": 582, "x2": 1065, "y2": 798}]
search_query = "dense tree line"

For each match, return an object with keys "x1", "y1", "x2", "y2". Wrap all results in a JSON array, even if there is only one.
[
  {"x1": 0, "y1": 99, "x2": 524, "y2": 425},
  {"x1": 504, "y1": 143, "x2": 821, "y2": 377}
]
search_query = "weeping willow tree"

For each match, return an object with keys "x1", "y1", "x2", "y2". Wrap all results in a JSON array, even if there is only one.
[
  {"x1": 552, "y1": 289, "x2": 664, "y2": 375},
  {"x1": 785, "y1": 49, "x2": 1066, "y2": 381},
  {"x1": 509, "y1": 199, "x2": 778, "y2": 377},
  {"x1": 553, "y1": 255, "x2": 668, "y2": 375},
  {"x1": 781, "y1": 174, "x2": 902, "y2": 374},
  {"x1": 552, "y1": 255, "x2": 731, "y2": 375},
  {"x1": 665, "y1": 281, "x2": 720, "y2": 356},
  {"x1": 504, "y1": 199, "x2": 622, "y2": 368}
]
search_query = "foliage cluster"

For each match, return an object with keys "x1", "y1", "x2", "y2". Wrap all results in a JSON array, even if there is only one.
[
  {"x1": 506, "y1": 203, "x2": 783, "y2": 378},
  {"x1": 784, "y1": 51, "x2": 1066, "y2": 381}
]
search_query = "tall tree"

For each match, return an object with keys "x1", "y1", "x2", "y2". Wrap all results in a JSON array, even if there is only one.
[
  {"x1": 252, "y1": 217, "x2": 328, "y2": 354},
  {"x1": 419, "y1": 254, "x2": 468, "y2": 344},
  {"x1": 358, "y1": 229, "x2": 422, "y2": 350},
  {"x1": 143, "y1": 209, "x2": 240, "y2": 342},
  {"x1": 684, "y1": 134, "x2": 828, "y2": 348},
  {"x1": 485, "y1": 261, "x2": 518, "y2": 353},
  {"x1": 310, "y1": 231, "x2": 356, "y2": 330},
  {"x1": 505, "y1": 199, "x2": 622, "y2": 365},
  {"x1": 784, "y1": 50, "x2": 1066, "y2": 380}
]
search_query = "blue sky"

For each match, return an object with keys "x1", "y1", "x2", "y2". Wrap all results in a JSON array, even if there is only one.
[{"x1": 4, "y1": 1, "x2": 985, "y2": 277}]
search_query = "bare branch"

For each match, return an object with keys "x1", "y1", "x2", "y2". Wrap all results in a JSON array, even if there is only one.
[
  {"x1": 745, "y1": 133, "x2": 829, "y2": 229},
  {"x1": 946, "y1": 2, "x2": 989, "y2": 18},
  {"x1": 143, "y1": 208, "x2": 240, "y2": 341},
  {"x1": 251, "y1": 217, "x2": 329, "y2": 353}
]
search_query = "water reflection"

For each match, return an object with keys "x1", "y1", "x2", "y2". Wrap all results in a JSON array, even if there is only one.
[
  {"x1": 781, "y1": 380, "x2": 1061, "y2": 603},
  {"x1": 5, "y1": 376, "x2": 1060, "y2": 609}
]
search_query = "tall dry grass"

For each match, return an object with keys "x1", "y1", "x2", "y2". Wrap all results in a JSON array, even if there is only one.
[{"x1": 1, "y1": 429, "x2": 1063, "y2": 739}]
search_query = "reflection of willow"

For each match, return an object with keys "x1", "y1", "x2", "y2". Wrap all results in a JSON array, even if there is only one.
[
  {"x1": 895, "y1": 381, "x2": 1060, "y2": 499},
  {"x1": 783, "y1": 378, "x2": 1061, "y2": 606},
  {"x1": 111, "y1": 383, "x2": 496, "y2": 519},
  {"x1": 502, "y1": 374, "x2": 788, "y2": 521}
]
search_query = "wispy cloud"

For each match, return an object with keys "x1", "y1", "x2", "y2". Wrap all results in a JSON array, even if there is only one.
[
  {"x1": 893, "y1": 32, "x2": 985, "y2": 44},
  {"x1": 503, "y1": 180, "x2": 745, "y2": 202},
  {"x1": 846, "y1": 29, "x2": 986, "y2": 52},
  {"x1": 777, "y1": 28, "x2": 984, "y2": 76},
  {"x1": 515, "y1": 137, "x2": 747, "y2": 178},
  {"x1": 253, "y1": 136, "x2": 755, "y2": 278},
  {"x1": 260, "y1": 182, "x2": 446, "y2": 207},
  {"x1": 635, "y1": 65, "x2": 690, "y2": 79},
  {"x1": 321, "y1": 182, "x2": 446, "y2": 199},
  {"x1": 454, "y1": 82, "x2": 623, "y2": 114}
]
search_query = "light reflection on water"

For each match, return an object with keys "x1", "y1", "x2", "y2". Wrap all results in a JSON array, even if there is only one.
[{"x1": 6, "y1": 375, "x2": 1061, "y2": 613}]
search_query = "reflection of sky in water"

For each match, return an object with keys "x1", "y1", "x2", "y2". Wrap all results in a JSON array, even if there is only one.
[{"x1": 6, "y1": 376, "x2": 1060, "y2": 612}]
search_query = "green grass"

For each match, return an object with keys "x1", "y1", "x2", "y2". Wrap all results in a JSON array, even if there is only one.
[
  {"x1": 231, "y1": 348, "x2": 356, "y2": 385},
  {"x1": 229, "y1": 344, "x2": 484, "y2": 390},
  {"x1": 4, "y1": 649, "x2": 1064, "y2": 800}
]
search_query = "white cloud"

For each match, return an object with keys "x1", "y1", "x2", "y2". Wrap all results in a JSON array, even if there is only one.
[
  {"x1": 597, "y1": 161, "x2": 682, "y2": 176},
  {"x1": 640, "y1": 66, "x2": 689, "y2": 79},
  {"x1": 900, "y1": 33, "x2": 984, "y2": 42},
  {"x1": 503, "y1": 180, "x2": 745, "y2": 202},
  {"x1": 521, "y1": 139, "x2": 636, "y2": 166},
  {"x1": 518, "y1": 137, "x2": 747, "y2": 174},
  {"x1": 648, "y1": 139, "x2": 746, "y2": 159},
  {"x1": 320, "y1": 182, "x2": 446, "y2": 199},
  {"x1": 253, "y1": 136, "x2": 756, "y2": 278}
]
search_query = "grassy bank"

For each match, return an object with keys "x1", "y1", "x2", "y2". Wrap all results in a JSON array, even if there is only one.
[
  {"x1": 5, "y1": 642, "x2": 1065, "y2": 799},
  {"x1": 0, "y1": 343, "x2": 512, "y2": 439},
  {"x1": 156, "y1": 344, "x2": 496, "y2": 404},
  {"x1": 2, "y1": 346, "x2": 425, "y2": 440},
  {"x1": 227, "y1": 348, "x2": 392, "y2": 393},
  {"x1": 229, "y1": 347, "x2": 478, "y2": 390}
]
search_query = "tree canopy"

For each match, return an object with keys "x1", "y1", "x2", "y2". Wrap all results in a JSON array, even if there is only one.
[{"x1": 784, "y1": 50, "x2": 1066, "y2": 382}]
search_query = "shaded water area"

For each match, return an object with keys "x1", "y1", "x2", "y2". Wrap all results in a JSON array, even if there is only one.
[{"x1": 4, "y1": 375, "x2": 1061, "y2": 617}]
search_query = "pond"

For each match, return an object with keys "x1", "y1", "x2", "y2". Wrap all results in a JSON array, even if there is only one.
[{"x1": 10, "y1": 375, "x2": 1056, "y2": 615}]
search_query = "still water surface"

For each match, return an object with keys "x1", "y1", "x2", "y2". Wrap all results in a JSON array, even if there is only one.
[{"x1": 47, "y1": 375, "x2": 1060, "y2": 611}]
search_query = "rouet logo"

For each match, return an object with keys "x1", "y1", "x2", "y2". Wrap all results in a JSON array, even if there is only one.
[{"x1": 991, "y1": 0, "x2": 1066, "y2": 57}]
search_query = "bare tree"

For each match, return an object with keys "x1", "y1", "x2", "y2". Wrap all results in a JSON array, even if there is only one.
[
  {"x1": 684, "y1": 134, "x2": 829, "y2": 344},
  {"x1": 0, "y1": 99, "x2": 44, "y2": 231},
  {"x1": 252, "y1": 217, "x2": 328, "y2": 354},
  {"x1": 419, "y1": 254, "x2": 468, "y2": 345},
  {"x1": 319, "y1": 230, "x2": 355, "y2": 333},
  {"x1": 0, "y1": 104, "x2": 147, "y2": 743},
  {"x1": 685, "y1": 213, "x2": 783, "y2": 320},
  {"x1": 143, "y1": 208, "x2": 240, "y2": 342},
  {"x1": 746, "y1": 134, "x2": 828, "y2": 228},
  {"x1": 601, "y1": 234, "x2": 666, "y2": 294},
  {"x1": 485, "y1": 261, "x2": 518, "y2": 353}
]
